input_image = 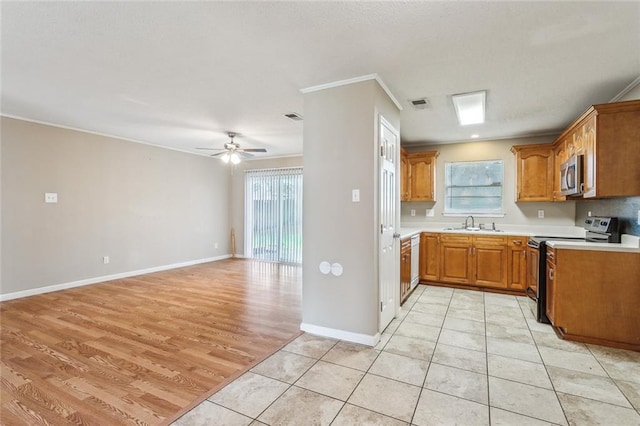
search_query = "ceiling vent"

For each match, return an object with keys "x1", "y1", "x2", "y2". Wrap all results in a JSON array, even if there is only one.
[
  {"x1": 284, "y1": 112, "x2": 303, "y2": 121},
  {"x1": 409, "y1": 98, "x2": 430, "y2": 110}
]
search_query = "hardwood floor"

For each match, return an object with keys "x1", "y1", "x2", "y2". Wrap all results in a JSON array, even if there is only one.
[{"x1": 0, "y1": 259, "x2": 302, "y2": 425}]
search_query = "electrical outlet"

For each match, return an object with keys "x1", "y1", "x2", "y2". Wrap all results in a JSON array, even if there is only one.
[
  {"x1": 426, "y1": 209, "x2": 435, "y2": 217},
  {"x1": 537, "y1": 210, "x2": 545, "y2": 219},
  {"x1": 637, "y1": 209, "x2": 640, "y2": 225},
  {"x1": 588, "y1": 211, "x2": 592, "y2": 217},
  {"x1": 410, "y1": 209, "x2": 416, "y2": 217},
  {"x1": 103, "y1": 256, "x2": 109, "y2": 264},
  {"x1": 45, "y1": 192, "x2": 58, "y2": 203}
]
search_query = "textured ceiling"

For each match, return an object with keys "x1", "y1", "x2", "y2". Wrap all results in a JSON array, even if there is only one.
[{"x1": 2, "y1": 2, "x2": 639, "y2": 158}]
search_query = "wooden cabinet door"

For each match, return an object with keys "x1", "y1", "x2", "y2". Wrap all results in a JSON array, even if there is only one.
[
  {"x1": 440, "y1": 235, "x2": 472, "y2": 284},
  {"x1": 513, "y1": 144, "x2": 554, "y2": 202},
  {"x1": 407, "y1": 152, "x2": 437, "y2": 201},
  {"x1": 553, "y1": 140, "x2": 568, "y2": 201},
  {"x1": 420, "y1": 233, "x2": 440, "y2": 281},
  {"x1": 545, "y1": 257, "x2": 556, "y2": 324},
  {"x1": 582, "y1": 114, "x2": 597, "y2": 198},
  {"x1": 507, "y1": 237, "x2": 528, "y2": 290},
  {"x1": 400, "y1": 148, "x2": 409, "y2": 201},
  {"x1": 400, "y1": 239, "x2": 412, "y2": 304},
  {"x1": 473, "y1": 236, "x2": 508, "y2": 288}
]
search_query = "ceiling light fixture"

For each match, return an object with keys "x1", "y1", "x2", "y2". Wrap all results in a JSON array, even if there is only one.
[
  {"x1": 452, "y1": 90, "x2": 486, "y2": 125},
  {"x1": 220, "y1": 152, "x2": 231, "y2": 163},
  {"x1": 230, "y1": 152, "x2": 241, "y2": 164}
]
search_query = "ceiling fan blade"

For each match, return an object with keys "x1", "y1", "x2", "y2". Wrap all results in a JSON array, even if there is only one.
[
  {"x1": 239, "y1": 152, "x2": 255, "y2": 158},
  {"x1": 196, "y1": 147, "x2": 225, "y2": 150},
  {"x1": 209, "y1": 152, "x2": 227, "y2": 158},
  {"x1": 242, "y1": 148, "x2": 267, "y2": 153}
]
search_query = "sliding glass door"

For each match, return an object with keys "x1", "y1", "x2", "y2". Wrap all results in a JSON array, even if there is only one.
[{"x1": 244, "y1": 167, "x2": 303, "y2": 264}]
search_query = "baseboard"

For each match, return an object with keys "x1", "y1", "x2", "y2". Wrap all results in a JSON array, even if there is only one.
[
  {"x1": 0, "y1": 254, "x2": 232, "y2": 302},
  {"x1": 300, "y1": 322, "x2": 380, "y2": 347}
]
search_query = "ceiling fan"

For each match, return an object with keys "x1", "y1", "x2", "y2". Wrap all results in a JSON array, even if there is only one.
[{"x1": 196, "y1": 132, "x2": 267, "y2": 164}]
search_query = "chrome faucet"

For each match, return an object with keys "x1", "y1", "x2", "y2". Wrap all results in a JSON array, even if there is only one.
[{"x1": 465, "y1": 215, "x2": 475, "y2": 229}]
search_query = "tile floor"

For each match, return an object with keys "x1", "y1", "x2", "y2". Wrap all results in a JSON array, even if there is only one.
[{"x1": 172, "y1": 285, "x2": 640, "y2": 425}]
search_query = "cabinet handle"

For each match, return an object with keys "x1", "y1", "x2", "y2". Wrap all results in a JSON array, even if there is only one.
[
  {"x1": 548, "y1": 268, "x2": 554, "y2": 280},
  {"x1": 512, "y1": 240, "x2": 522, "y2": 245}
]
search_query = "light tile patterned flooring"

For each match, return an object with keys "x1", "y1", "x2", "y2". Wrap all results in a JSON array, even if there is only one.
[{"x1": 172, "y1": 285, "x2": 640, "y2": 425}]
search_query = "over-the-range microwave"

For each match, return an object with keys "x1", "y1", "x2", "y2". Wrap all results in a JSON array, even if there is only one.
[{"x1": 560, "y1": 154, "x2": 584, "y2": 196}]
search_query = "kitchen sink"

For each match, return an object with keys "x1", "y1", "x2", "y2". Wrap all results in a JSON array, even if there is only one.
[{"x1": 443, "y1": 227, "x2": 504, "y2": 232}]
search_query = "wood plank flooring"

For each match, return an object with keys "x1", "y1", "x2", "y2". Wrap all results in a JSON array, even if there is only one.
[{"x1": 0, "y1": 259, "x2": 302, "y2": 425}]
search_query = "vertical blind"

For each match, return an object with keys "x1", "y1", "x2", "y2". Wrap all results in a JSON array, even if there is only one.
[{"x1": 244, "y1": 167, "x2": 303, "y2": 264}]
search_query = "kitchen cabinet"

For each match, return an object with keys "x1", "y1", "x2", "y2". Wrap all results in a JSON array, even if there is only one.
[
  {"x1": 401, "y1": 151, "x2": 439, "y2": 202},
  {"x1": 400, "y1": 148, "x2": 409, "y2": 201},
  {"x1": 545, "y1": 247, "x2": 640, "y2": 351},
  {"x1": 552, "y1": 138, "x2": 569, "y2": 201},
  {"x1": 440, "y1": 234, "x2": 473, "y2": 284},
  {"x1": 508, "y1": 237, "x2": 528, "y2": 291},
  {"x1": 400, "y1": 237, "x2": 412, "y2": 305},
  {"x1": 420, "y1": 233, "x2": 440, "y2": 281},
  {"x1": 472, "y1": 236, "x2": 508, "y2": 288},
  {"x1": 511, "y1": 144, "x2": 554, "y2": 202},
  {"x1": 552, "y1": 99, "x2": 640, "y2": 198},
  {"x1": 420, "y1": 232, "x2": 527, "y2": 293}
]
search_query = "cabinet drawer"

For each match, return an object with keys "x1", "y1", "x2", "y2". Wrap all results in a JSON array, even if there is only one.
[
  {"x1": 474, "y1": 235, "x2": 508, "y2": 245},
  {"x1": 508, "y1": 237, "x2": 528, "y2": 248},
  {"x1": 441, "y1": 234, "x2": 472, "y2": 243}
]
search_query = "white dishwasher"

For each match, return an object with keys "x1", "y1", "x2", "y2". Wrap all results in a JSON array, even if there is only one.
[{"x1": 410, "y1": 234, "x2": 420, "y2": 289}]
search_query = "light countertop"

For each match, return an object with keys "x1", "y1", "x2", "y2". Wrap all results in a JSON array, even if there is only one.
[{"x1": 400, "y1": 223, "x2": 640, "y2": 253}]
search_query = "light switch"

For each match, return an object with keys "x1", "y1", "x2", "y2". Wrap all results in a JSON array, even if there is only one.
[
  {"x1": 45, "y1": 193, "x2": 58, "y2": 203},
  {"x1": 352, "y1": 189, "x2": 360, "y2": 202}
]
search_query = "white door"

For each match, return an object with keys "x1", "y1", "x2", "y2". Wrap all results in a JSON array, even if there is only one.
[{"x1": 379, "y1": 116, "x2": 399, "y2": 332}]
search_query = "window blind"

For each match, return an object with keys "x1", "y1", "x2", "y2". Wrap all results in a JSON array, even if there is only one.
[{"x1": 244, "y1": 167, "x2": 303, "y2": 264}]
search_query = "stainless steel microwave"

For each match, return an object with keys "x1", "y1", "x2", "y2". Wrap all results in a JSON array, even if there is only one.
[{"x1": 560, "y1": 154, "x2": 584, "y2": 196}]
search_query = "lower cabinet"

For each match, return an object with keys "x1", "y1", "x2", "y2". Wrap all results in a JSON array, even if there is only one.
[
  {"x1": 420, "y1": 232, "x2": 528, "y2": 292},
  {"x1": 400, "y1": 237, "x2": 412, "y2": 304},
  {"x1": 545, "y1": 247, "x2": 640, "y2": 350},
  {"x1": 508, "y1": 237, "x2": 528, "y2": 290},
  {"x1": 420, "y1": 233, "x2": 440, "y2": 281},
  {"x1": 439, "y1": 235, "x2": 473, "y2": 285},
  {"x1": 473, "y1": 236, "x2": 508, "y2": 288}
]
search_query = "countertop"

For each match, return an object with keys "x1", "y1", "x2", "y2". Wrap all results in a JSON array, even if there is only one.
[
  {"x1": 400, "y1": 223, "x2": 640, "y2": 253},
  {"x1": 546, "y1": 235, "x2": 640, "y2": 253}
]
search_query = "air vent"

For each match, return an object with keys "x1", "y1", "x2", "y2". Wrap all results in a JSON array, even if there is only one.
[
  {"x1": 409, "y1": 98, "x2": 430, "y2": 110},
  {"x1": 284, "y1": 112, "x2": 303, "y2": 121}
]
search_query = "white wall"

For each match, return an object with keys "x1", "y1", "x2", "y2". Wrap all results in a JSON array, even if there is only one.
[
  {"x1": 229, "y1": 155, "x2": 303, "y2": 256},
  {"x1": 1, "y1": 117, "x2": 230, "y2": 296},
  {"x1": 401, "y1": 136, "x2": 576, "y2": 228},
  {"x1": 302, "y1": 79, "x2": 400, "y2": 342}
]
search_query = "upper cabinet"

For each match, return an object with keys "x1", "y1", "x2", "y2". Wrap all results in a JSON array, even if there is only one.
[
  {"x1": 400, "y1": 148, "x2": 409, "y2": 201},
  {"x1": 511, "y1": 144, "x2": 554, "y2": 202},
  {"x1": 401, "y1": 150, "x2": 439, "y2": 202},
  {"x1": 554, "y1": 99, "x2": 640, "y2": 199}
]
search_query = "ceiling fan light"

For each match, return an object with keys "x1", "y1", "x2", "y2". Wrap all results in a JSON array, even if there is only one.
[
  {"x1": 230, "y1": 153, "x2": 241, "y2": 164},
  {"x1": 220, "y1": 152, "x2": 230, "y2": 163}
]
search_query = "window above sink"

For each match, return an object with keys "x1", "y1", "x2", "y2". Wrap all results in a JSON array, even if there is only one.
[{"x1": 444, "y1": 160, "x2": 505, "y2": 216}]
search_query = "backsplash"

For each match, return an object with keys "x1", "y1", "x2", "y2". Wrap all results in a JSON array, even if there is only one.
[{"x1": 575, "y1": 197, "x2": 640, "y2": 236}]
